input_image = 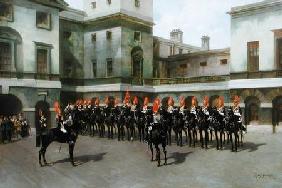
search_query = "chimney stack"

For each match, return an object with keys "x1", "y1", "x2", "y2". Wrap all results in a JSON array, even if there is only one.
[
  {"x1": 170, "y1": 29, "x2": 183, "y2": 43},
  {"x1": 201, "y1": 36, "x2": 210, "y2": 50}
]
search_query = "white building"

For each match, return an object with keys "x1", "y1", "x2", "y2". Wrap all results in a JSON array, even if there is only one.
[{"x1": 229, "y1": 0, "x2": 282, "y2": 125}]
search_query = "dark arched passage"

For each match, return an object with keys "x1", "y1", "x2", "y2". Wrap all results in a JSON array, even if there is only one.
[
  {"x1": 245, "y1": 96, "x2": 260, "y2": 125},
  {"x1": 273, "y1": 96, "x2": 282, "y2": 126},
  {"x1": 0, "y1": 94, "x2": 22, "y2": 115}
]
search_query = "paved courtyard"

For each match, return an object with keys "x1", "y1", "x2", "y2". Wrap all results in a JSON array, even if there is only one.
[{"x1": 1, "y1": 126, "x2": 282, "y2": 188}]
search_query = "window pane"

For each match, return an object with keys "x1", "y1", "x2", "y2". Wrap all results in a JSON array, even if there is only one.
[
  {"x1": 36, "y1": 12, "x2": 51, "y2": 30},
  {"x1": 107, "y1": 58, "x2": 113, "y2": 77},
  {"x1": 0, "y1": 41, "x2": 11, "y2": 71},
  {"x1": 37, "y1": 49, "x2": 48, "y2": 74},
  {"x1": 247, "y1": 41, "x2": 259, "y2": 72}
]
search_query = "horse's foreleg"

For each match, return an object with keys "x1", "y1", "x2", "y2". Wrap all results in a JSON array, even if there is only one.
[
  {"x1": 210, "y1": 129, "x2": 213, "y2": 142},
  {"x1": 39, "y1": 149, "x2": 43, "y2": 167},
  {"x1": 42, "y1": 148, "x2": 47, "y2": 165},
  {"x1": 200, "y1": 129, "x2": 204, "y2": 148},
  {"x1": 230, "y1": 133, "x2": 234, "y2": 152},
  {"x1": 220, "y1": 131, "x2": 223, "y2": 149},
  {"x1": 205, "y1": 129, "x2": 208, "y2": 149},
  {"x1": 150, "y1": 143, "x2": 154, "y2": 161},
  {"x1": 180, "y1": 130, "x2": 183, "y2": 147},
  {"x1": 69, "y1": 143, "x2": 75, "y2": 166},
  {"x1": 162, "y1": 144, "x2": 167, "y2": 165},
  {"x1": 156, "y1": 145, "x2": 161, "y2": 167},
  {"x1": 215, "y1": 130, "x2": 219, "y2": 150}
]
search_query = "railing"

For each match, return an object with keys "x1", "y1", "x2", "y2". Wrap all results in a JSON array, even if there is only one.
[
  {"x1": 0, "y1": 71, "x2": 60, "y2": 81},
  {"x1": 143, "y1": 75, "x2": 230, "y2": 86},
  {"x1": 231, "y1": 70, "x2": 282, "y2": 79},
  {"x1": 61, "y1": 77, "x2": 134, "y2": 86}
]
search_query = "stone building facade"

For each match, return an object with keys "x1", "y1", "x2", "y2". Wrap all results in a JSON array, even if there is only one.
[
  {"x1": 229, "y1": 0, "x2": 282, "y2": 125},
  {"x1": 0, "y1": 0, "x2": 66, "y2": 128},
  {"x1": 1, "y1": 0, "x2": 282, "y2": 127}
]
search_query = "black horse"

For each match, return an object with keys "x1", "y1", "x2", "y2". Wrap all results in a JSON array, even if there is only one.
[
  {"x1": 225, "y1": 108, "x2": 246, "y2": 152},
  {"x1": 172, "y1": 109, "x2": 187, "y2": 147},
  {"x1": 197, "y1": 108, "x2": 210, "y2": 149},
  {"x1": 147, "y1": 109, "x2": 168, "y2": 167},
  {"x1": 209, "y1": 108, "x2": 225, "y2": 150},
  {"x1": 38, "y1": 112, "x2": 83, "y2": 167}
]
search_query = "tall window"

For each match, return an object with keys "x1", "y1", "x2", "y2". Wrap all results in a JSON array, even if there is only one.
[
  {"x1": 179, "y1": 48, "x2": 183, "y2": 54},
  {"x1": 91, "y1": 33, "x2": 97, "y2": 42},
  {"x1": 0, "y1": 2, "x2": 13, "y2": 21},
  {"x1": 37, "y1": 48, "x2": 48, "y2": 74},
  {"x1": 170, "y1": 46, "x2": 173, "y2": 56},
  {"x1": 92, "y1": 59, "x2": 97, "y2": 78},
  {"x1": 107, "y1": 58, "x2": 113, "y2": 77},
  {"x1": 36, "y1": 12, "x2": 51, "y2": 30},
  {"x1": 134, "y1": 31, "x2": 142, "y2": 42},
  {"x1": 106, "y1": 31, "x2": 112, "y2": 40},
  {"x1": 0, "y1": 41, "x2": 11, "y2": 71},
  {"x1": 135, "y1": 0, "x2": 140, "y2": 7},
  {"x1": 91, "y1": 2, "x2": 96, "y2": 9},
  {"x1": 247, "y1": 41, "x2": 259, "y2": 72}
]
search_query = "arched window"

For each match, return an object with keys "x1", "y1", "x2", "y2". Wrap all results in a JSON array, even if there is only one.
[{"x1": 0, "y1": 27, "x2": 22, "y2": 73}]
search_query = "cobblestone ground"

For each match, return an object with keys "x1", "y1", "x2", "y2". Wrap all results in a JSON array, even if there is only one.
[{"x1": 0, "y1": 126, "x2": 282, "y2": 188}]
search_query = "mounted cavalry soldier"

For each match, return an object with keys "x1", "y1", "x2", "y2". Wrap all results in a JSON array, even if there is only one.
[
  {"x1": 231, "y1": 95, "x2": 246, "y2": 149},
  {"x1": 232, "y1": 95, "x2": 243, "y2": 124},
  {"x1": 199, "y1": 96, "x2": 211, "y2": 149},
  {"x1": 190, "y1": 96, "x2": 199, "y2": 147},
  {"x1": 104, "y1": 97, "x2": 115, "y2": 139},
  {"x1": 93, "y1": 98, "x2": 104, "y2": 137},
  {"x1": 216, "y1": 96, "x2": 226, "y2": 150},
  {"x1": 166, "y1": 97, "x2": 175, "y2": 145}
]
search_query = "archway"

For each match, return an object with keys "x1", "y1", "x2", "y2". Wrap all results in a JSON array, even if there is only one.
[
  {"x1": 273, "y1": 96, "x2": 282, "y2": 126},
  {"x1": 0, "y1": 26, "x2": 23, "y2": 72},
  {"x1": 0, "y1": 94, "x2": 22, "y2": 115},
  {"x1": 131, "y1": 46, "x2": 143, "y2": 85},
  {"x1": 35, "y1": 101, "x2": 50, "y2": 146},
  {"x1": 245, "y1": 96, "x2": 260, "y2": 125}
]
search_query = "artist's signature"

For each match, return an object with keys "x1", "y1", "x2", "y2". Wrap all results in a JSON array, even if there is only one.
[{"x1": 255, "y1": 173, "x2": 275, "y2": 181}]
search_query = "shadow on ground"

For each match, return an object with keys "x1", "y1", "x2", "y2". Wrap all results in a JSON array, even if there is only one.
[
  {"x1": 166, "y1": 151, "x2": 193, "y2": 166},
  {"x1": 206, "y1": 140, "x2": 266, "y2": 153},
  {"x1": 52, "y1": 152, "x2": 107, "y2": 166}
]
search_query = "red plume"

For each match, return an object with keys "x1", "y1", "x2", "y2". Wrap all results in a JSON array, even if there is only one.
[
  {"x1": 179, "y1": 96, "x2": 185, "y2": 107},
  {"x1": 153, "y1": 98, "x2": 161, "y2": 113},
  {"x1": 144, "y1": 97, "x2": 149, "y2": 106},
  {"x1": 53, "y1": 101, "x2": 61, "y2": 116},
  {"x1": 168, "y1": 97, "x2": 174, "y2": 106},
  {"x1": 124, "y1": 90, "x2": 131, "y2": 104}
]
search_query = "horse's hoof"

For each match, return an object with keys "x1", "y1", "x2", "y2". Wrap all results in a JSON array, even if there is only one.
[{"x1": 164, "y1": 162, "x2": 167, "y2": 166}]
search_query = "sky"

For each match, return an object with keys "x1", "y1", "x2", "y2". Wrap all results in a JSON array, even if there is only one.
[{"x1": 64, "y1": 0, "x2": 263, "y2": 49}]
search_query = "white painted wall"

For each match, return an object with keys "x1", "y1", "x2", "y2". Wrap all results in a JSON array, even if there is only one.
[
  {"x1": 0, "y1": 0, "x2": 60, "y2": 74},
  {"x1": 84, "y1": 27, "x2": 122, "y2": 78},
  {"x1": 230, "y1": 8, "x2": 282, "y2": 73},
  {"x1": 83, "y1": 0, "x2": 153, "y2": 22}
]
